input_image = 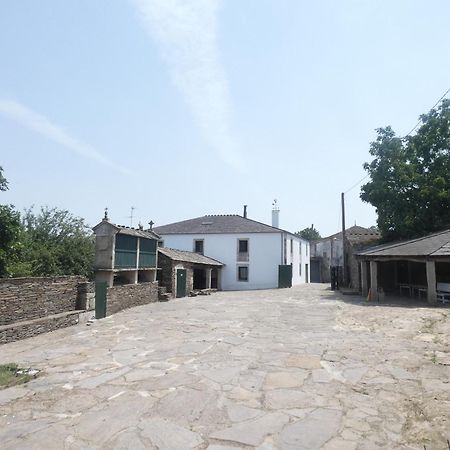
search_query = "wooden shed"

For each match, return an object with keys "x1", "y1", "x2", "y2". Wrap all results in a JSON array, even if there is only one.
[{"x1": 357, "y1": 229, "x2": 450, "y2": 303}]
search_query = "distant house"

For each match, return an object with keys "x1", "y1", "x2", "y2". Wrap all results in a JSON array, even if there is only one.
[
  {"x1": 310, "y1": 225, "x2": 380, "y2": 287},
  {"x1": 92, "y1": 215, "x2": 160, "y2": 287},
  {"x1": 153, "y1": 212, "x2": 310, "y2": 291}
]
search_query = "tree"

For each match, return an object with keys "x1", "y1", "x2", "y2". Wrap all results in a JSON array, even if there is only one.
[
  {"x1": 0, "y1": 166, "x2": 8, "y2": 191},
  {"x1": 361, "y1": 99, "x2": 450, "y2": 242},
  {"x1": 0, "y1": 167, "x2": 22, "y2": 277},
  {"x1": 0, "y1": 205, "x2": 22, "y2": 277},
  {"x1": 296, "y1": 224, "x2": 321, "y2": 241},
  {"x1": 15, "y1": 207, "x2": 95, "y2": 278}
]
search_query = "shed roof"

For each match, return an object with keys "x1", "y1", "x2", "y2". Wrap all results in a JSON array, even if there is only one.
[
  {"x1": 154, "y1": 214, "x2": 301, "y2": 238},
  {"x1": 158, "y1": 247, "x2": 224, "y2": 266},
  {"x1": 357, "y1": 229, "x2": 450, "y2": 259}
]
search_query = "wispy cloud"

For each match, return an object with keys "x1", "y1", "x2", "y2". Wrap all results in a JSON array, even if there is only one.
[
  {"x1": 0, "y1": 99, "x2": 130, "y2": 175},
  {"x1": 131, "y1": 0, "x2": 245, "y2": 171}
]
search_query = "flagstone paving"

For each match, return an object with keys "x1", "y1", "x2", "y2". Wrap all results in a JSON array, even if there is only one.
[{"x1": 0, "y1": 284, "x2": 449, "y2": 449}]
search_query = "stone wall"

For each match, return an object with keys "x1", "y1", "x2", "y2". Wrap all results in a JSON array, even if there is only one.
[
  {"x1": 0, "y1": 276, "x2": 86, "y2": 326},
  {"x1": 77, "y1": 281, "x2": 95, "y2": 310},
  {"x1": 107, "y1": 282, "x2": 159, "y2": 316},
  {"x1": 157, "y1": 253, "x2": 174, "y2": 293},
  {"x1": 0, "y1": 311, "x2": 81, "y2": 345},
  {"x1": 157, "y1": 253, "x2": 196, "y2": 298}
]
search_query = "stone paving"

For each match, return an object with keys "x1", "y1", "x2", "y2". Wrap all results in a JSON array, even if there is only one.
[{"x1": 0, "y1": 284, "x2": 449, "y2": 449}]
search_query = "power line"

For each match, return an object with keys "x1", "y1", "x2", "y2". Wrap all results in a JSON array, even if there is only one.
[
  {"x1": 344, "y1": 173, "x2": 370, "y2": 194},
  {"x1": 344, "y1": 87, "x2": 450, "y2": 194},
  {"x1": 405, "y1": 87, "x2": 450, "y2": 137}
]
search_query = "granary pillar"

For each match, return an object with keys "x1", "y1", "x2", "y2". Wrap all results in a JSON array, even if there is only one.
[
  {"x1": 360, "y1": 261, "x2": 368, "y2": 297},
  {"x1": 426, "y1": 260, "x2": 437, "y2": 304},
  {"x1": 205, "y1": 268, "x2": 212, "y2": 289},
  {"x1": 369, "y1": 260, "x2": 378, "y2": 301}
]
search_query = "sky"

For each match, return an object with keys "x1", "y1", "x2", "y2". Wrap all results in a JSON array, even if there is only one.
[{"x1": 1, "y1": 0, "x2": 449, "y2": 237}]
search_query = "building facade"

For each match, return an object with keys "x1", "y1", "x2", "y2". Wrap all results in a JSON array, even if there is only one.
[
  {"x1": 154, "y1": 214, "x2": 310, "y2": 291},
  {"x1": 310, "y1": 225, "x2": 380, "y2": 287}
]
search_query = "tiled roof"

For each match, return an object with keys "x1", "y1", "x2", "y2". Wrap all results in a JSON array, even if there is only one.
[
  {"x1": 357, "y1": 229, "x2": 450, "y2": 258},
  {"x1": 116, "y1": 226, "x2": 161, "y2": 241},
  {"x1": 154, "y1": 215, "x2": 284, "y2": 235},
  {"x1": 158, "y1": 248, "x2": 224, "y2": 266},
  {"x1": 325, "y1": 225, "x2": 381, "y2": 242},
  {"x1": 92, "y1": 219, "x2": 161, "y2": 240}
]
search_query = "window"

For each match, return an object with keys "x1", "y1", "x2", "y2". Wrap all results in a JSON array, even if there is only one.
[
  {"x1": 194, "y1": 239, "x2": 204, "y2": 254},
  {"x1": 239, "y1": 239, "x2": 248, "y2": 253},
  {"x1": 290, "y1": 239, "x2": 293, "y2": 255},
  {"x1": 299, "y1": 242, "x2": 302, "y2": 254},
  {"x1": 237, "y1": 239, "x2": 249, "y2": 261},
  {"x1": 306, "y1": 244, "x2": 308, "y2": 256},
  {"x1": 299, "y1": 263, "x2": 302, "y2": 276},
  {"x1": 283, "y1": 238, "x2": 287, "y2": 264},
  {"x1": 237, "y1": 265, "x2": 248, "y2": 282}
]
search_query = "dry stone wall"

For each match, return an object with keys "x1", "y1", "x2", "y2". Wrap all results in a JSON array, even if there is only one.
[
  {"x1": 0, "y1": 276, "x2": 86, "y2": 326},
  {"x1": 0, "y1": 311, "x2": 80, "y2": 345},
  {"x1": 107, "y1": 282, "x2": 159, "y2": 316}
]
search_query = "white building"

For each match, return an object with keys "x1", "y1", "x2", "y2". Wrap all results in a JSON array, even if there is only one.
[{"x1": 153, "y1": 211, "x2": 310, "y2": 291}]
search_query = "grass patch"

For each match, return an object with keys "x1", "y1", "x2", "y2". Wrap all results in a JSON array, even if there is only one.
[{"x1": 0, "y1": 363, "x2": 32, "y2": 389}]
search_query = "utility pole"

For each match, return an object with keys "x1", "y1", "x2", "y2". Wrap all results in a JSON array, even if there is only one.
[{"x1": 341, "y1": 192, "x2": 346, "y2": 287}]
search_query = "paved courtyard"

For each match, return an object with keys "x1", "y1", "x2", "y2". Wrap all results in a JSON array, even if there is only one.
[{"x1": 0, "y1": 284, "x2": 449, "y2": 449}]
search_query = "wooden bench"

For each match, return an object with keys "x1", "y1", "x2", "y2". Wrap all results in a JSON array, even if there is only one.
[{"x1": 436, "y1": 282, "x2": 450, "y2": 304}]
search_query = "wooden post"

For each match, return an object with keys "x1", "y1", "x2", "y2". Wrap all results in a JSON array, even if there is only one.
[
  {"x1": 370, "y1": 260, "x2": 378, "y2": 301},
  {"x1": 341, "y1": 193, "x2": 347, "y2": 287},
  {"x1": 361, "y1": 261, "x2": 368, "y2": 296},
  {"x1": 426, "y1": 260, "x2": 437, "y2": 304}
]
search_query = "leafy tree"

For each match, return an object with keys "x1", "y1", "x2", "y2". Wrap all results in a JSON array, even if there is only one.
[
  {"x1": 361, "y1": 99, "x2": 450, "y2": 241},
  {"x1": 0, "y1": 167, "x2": 22, "y2": 277},
  {"x1": 0, "y1": 167, "x2": 5, "y2": 194},
  {"x1": 0, "y1": 205, "x2": 23, "y2": 277},
  {"x1": 296, "y1": 224, "x2": 321, "y2": 241},
  {"x1": 0, "y1": 166, "x2": 8, "y2": 191},
  {"x1": 15, "y1": 207, "x2": 95, "y2": 278}
]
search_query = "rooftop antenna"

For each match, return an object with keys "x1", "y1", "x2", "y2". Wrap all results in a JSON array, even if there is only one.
[{"x1": 128, "y1": 206, "x2": 136, "y2": 227}]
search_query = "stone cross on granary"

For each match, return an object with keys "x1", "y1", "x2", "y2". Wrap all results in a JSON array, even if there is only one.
[{"x1": 148, "y1": 220, "x2": 154, "y2": 231}]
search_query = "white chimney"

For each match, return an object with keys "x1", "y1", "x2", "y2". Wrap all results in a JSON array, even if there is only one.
[{"x1": 272, "y1": 199, "x2": 279, "y2": 228}]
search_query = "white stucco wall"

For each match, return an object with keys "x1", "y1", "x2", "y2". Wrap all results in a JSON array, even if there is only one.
[
  {"x1": 159, "y1": 233, "x2": 283, "y2": 290},
  {"x1": 160, "y1": 231, "x2": 310, "y2": 290},
  {"x1": 283, "y1": 234, "x2": 310, "y2": 285}
]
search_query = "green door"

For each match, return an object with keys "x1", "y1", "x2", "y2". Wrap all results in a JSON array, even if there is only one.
[
  {"x1": 278, "y1": 265, "x2": 292, "y2": 288},
  {"x1": 176, "y1": 269, "x2": 187, "y2": 298},
  {"x1": 95, "y1": 281, "x2": 107, "y2": 319}
]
